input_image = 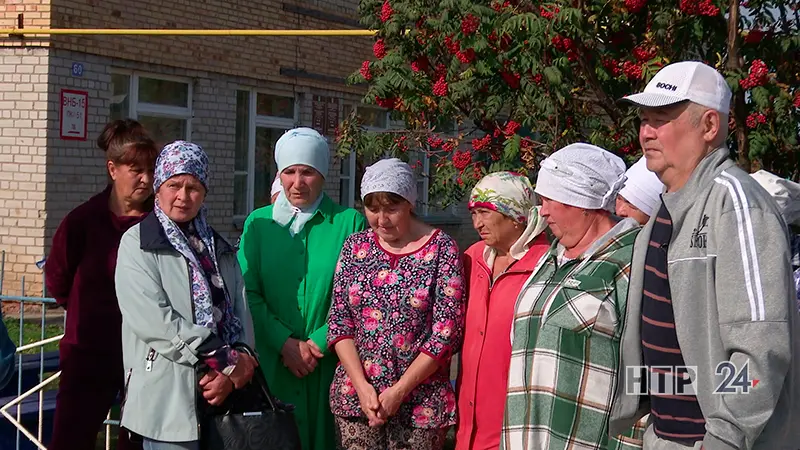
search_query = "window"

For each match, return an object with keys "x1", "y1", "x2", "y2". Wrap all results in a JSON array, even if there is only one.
[
  {"x1": 110, "y1": 72, "x2": 192, "y2": 146},
  {"x1": 408, "y1": 149, "x2": 431, "y2": 216},
  {"x1": 339, "y1": 105, "x2": 390, "y2": 208},
  {"x1": 233, "y1": 90, "x2": 299, "y2": 222},
  {"x1": 339, "y1": 106, "x2": 434, "y2": 214}
]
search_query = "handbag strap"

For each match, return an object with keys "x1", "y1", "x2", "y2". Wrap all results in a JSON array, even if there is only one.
[{"x1": 232, "y1": 343, "x2": 279, "y2": 411}]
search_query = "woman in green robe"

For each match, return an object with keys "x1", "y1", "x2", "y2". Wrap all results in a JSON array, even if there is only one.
[{"x1": 238, "y1": 127, "x2": 366, "y2": 450}]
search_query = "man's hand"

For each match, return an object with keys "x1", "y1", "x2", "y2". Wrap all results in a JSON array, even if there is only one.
[
  {"x1": 199, "y1": 370, "x2": 233, "y2": 406},
  {"x1": 228, "y1": 353, "x2": 258, "y2": 389},
  {"x1": 281, "y1": 338, "x2": 318, "y2": 378}
]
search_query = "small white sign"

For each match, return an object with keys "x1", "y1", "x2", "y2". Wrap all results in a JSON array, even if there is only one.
[{"x1": 59, "y1": 89, "x2": 88, "y2": 141}]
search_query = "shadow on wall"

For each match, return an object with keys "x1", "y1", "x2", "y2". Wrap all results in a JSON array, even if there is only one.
[{"x1": 43, "y1": 51, "x2": 111, "y2": 273}]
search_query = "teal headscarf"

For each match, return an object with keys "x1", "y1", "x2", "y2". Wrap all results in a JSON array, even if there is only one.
[{"x1": 272, "y1": 128, "x2": 330, "y2": 236}]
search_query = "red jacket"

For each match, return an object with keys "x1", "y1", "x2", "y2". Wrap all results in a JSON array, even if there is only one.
[
  {"x1": 46, "y1": 186, "x2": 151, "y2": 360},
  {"x1": 455, "y1": 234, "x2": 550, "y2": 450}
]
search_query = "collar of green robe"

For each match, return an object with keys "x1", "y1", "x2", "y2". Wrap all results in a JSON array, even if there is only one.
[
  {"x1": 304, "y1": 193, "x2": 336, "y2": 224},
  {"x1": 272, "y1": 193, "x2": 337, "y2": 226}
]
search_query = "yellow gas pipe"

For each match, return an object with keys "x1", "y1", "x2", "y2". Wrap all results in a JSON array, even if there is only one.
[{"x1": 0, "y1": 28, "x2": 378, "y2": 36}]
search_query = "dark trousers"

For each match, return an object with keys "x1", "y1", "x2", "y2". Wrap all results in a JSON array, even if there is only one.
[{"x1": 49, "y1": 348, "x2": 142, "y2": 450}]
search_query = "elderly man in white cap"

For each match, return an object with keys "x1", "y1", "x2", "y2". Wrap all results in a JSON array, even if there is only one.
[
  {"x1": 609, "y1": 61, "x2": 800, "y2": 450},
  {"x1": 237, "y1": 127, "x2": 367, "y2": 450},
  {"x1": 616, "y1": 156, "x2": 665, "y2": 225},
  {"x1": 501, "y1": 143, "x2": 644, "y2": 450}
]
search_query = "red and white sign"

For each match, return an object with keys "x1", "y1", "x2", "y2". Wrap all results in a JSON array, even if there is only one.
[{"x1": 59, "y1": 89, "x2": 88, "y2": 141}]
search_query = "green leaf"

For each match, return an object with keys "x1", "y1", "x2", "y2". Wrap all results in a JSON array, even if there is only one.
[
  {"x1": 347, "y1": 0, "x2": 800, "y2": 205},
  {"x1": 475, "y1": 60, "x2": 492, "y2": 76},
  {"x1": 751, "y1": 86, "x2": 770, "y2": 109},
  {"x1": 543, "y1": 66, "x2": 563, "y2": 86},
  {"x1": 485, "y1": 95, "x2": 503, "y2": 117},
  {"x1": 503, "y1": 134, "x2": 521, "y2": 162},
  {"x1": 502, "y1": 13, "x2": 538, "y2": 34},
  {"x1": 692, "y1": 20, "x2": 704, "y2": 40}
]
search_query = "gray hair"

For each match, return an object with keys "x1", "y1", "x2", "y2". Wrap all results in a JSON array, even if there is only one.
[{"x1": 688, "y1": 102, "x2": 729, "y2": 146}]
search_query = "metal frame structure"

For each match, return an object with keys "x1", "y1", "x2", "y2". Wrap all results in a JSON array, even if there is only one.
[{"x1": 0, "y1": 251, "x2": 119, "y2": 450}]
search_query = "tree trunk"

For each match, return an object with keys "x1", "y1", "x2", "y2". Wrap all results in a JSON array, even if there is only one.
[{"x1": 726, "y1": 0, "x2": 751, "y2": 172}]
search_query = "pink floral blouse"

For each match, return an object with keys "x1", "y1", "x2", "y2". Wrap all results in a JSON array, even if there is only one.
[{"x1": 327, "y1": 229, "x2": 466, "y2": 429}]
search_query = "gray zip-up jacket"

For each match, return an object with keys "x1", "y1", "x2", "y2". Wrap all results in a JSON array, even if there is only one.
[
  {"x1": 115, "y1": 213, "x2": 255, "y2": 442},
  {"x1": 609, "y1": 147, "x2": 800, "y2": 449}
]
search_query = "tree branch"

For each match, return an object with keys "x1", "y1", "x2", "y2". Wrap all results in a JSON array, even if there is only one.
[
  {"x1": 574, "y1": 43, "x2": 625, "y2": 127},
  {"x1": 725, "y1": 0, "x2": 751, "y2": 172}
]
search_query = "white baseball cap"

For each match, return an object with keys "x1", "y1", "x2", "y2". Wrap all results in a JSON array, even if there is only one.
[{"x1": 620, "y1": 61, "x2": 732, "y2": 114}]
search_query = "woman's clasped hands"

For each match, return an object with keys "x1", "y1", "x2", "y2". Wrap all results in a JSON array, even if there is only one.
[
  {"x1": 354, "y1": 380, "x2": 408, "y2": 427},
  {"x1": 281, "y1": 338, "x2": 325, "y2": 378},
  {"x1": 199, "y1": 352, "x2": 258, "y2": 405}
]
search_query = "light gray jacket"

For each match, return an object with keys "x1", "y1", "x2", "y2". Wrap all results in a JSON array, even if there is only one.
[
  {"x1": 115, "y1": 214, "x2": 255, "y2": 442},
  {"x1": 609, "y1": 147, "x2": 800, "y2": 449}
]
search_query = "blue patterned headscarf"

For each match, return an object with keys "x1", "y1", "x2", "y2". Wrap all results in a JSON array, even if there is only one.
[
  {"x1": 154, "y1": 140, "x2": 210, "y2": 193},
  {"x1": 153, "y1": 141, "x2": 242, "y2": 344}
]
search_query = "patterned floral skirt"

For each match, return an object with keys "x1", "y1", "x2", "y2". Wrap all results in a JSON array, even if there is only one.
[{"x1": 334, "y1": 416, "x2": 449, "y2": 450}]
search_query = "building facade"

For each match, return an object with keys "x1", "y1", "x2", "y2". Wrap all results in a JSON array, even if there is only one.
[{"x1": 0, "y1": 0, "x2": 474, "y2": 296}]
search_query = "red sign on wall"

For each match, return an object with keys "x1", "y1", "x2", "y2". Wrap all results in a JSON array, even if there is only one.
[{"x1": 59, "y1": 89, "x2": 89, "y2": 141}]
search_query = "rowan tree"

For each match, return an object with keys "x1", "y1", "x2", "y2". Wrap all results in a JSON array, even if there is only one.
[{"x1": 336, "y1": 0, "x2": 800, "y2": 206}]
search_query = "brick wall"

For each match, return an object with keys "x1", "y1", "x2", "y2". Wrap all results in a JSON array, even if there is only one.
[
  {"x1": 44, "y1": 0, "x2": 370, "y2": 95},
  {"x1": 0, "y1": 47, "x2": 50, "y2": 297},
  {"x1": 0, "y1": 47, "x2": 367, "y2": 296},
  {"x1": 0, "y1": 0, "x2": 51, "y2": 48},
  {"x1": 0, "y1": 0, "x2": 478, "y2": 296},
  {"x1": 40, "y1": 50, "x2": 367, "y2": 242}
]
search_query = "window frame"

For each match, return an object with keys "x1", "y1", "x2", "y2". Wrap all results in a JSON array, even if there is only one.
[
  {"x1": 339, "y1": 104, "x2": 392, "y2": 209},
  {"x1": 339, "y1": 105, "x2": 435, "y2": 216},
  {"x1": 233, "y1": 89, "x2": 300, "y2": 224},
  {"x1": 110, "y1": 69, "x2": 193, "y2": 141}
]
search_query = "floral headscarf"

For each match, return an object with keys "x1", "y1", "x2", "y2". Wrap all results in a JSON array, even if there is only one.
[
  {"x1": 153, "y1": 141, "x2": 242, "y2": 344},
  {"x1": 468, "y1": 171, "x2": 536, "y2": 223},
  {"x1": 469, "y1": 171, "x2": 549, "y2": 262}
]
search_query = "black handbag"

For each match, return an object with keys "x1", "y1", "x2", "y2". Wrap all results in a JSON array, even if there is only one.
[{"x1": 200, "y1": 343, "x2": 302, "y2": 450}]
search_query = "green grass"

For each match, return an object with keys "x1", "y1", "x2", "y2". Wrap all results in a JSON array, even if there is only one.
[{"x1": 3, "y1": 318, "x2": 63, "y2": 354}]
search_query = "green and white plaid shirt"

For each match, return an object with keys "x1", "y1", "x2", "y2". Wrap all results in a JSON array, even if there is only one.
[{"x1": 502, "y1": 219, "x2": 645, "y2": 450}]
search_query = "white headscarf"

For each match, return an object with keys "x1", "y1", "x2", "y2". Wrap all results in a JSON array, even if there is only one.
[
  {"x1": 534, "y1": 143, "x2": 627, "y2": 213},
  {"x1": 617, "y1": 157, "x2": 664, "y2": 217},
  {"x1": 360, "y1": 158, "x2": 418, "y2": 205},
  {"x1": 751, "y1": 170, "x2": 800, "y2": 227},
  {"x1": 270, "y1": 174, "x2": 282, "y2": 198}
]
